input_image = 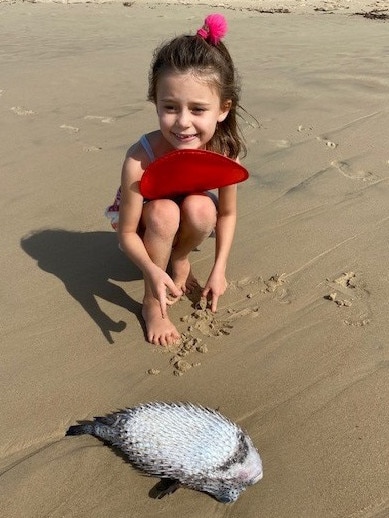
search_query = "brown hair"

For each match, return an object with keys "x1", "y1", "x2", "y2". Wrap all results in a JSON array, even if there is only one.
[{"x1": 148, "y1": 34, "x2": 246, "y2": 159}]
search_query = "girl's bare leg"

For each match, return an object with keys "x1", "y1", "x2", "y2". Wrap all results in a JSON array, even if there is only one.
[
  {"x1": 141, "y1": 200, "x2": 181, "y2": 346},
  {"x1": 170, "y1": 195, "x2": 217, "y2": 295}
]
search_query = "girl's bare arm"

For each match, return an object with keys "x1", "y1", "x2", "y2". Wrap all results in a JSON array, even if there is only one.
[{"x1": 202, "y1": 183, "x2": 237, "y2": 311}]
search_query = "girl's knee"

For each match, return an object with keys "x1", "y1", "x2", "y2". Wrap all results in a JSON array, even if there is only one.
[
  {"x1": 143, "y1": 199, "x2": 180, "y2": 236},
  {"x1": 180, "y1": 195, "x2": 217, "y2": 231}
]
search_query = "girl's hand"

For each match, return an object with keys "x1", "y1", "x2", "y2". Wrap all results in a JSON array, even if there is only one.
[
  {"x1": 145, "y1": 265, "x2": 182, "y2": 318},
  {"x1": 202, "y1": 269, "x2": 228, "y2": 313}
]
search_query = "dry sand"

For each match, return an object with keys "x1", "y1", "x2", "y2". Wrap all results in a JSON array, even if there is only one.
[{"x1": 1, "y1": 1, "x2": 388, "y2": 517}]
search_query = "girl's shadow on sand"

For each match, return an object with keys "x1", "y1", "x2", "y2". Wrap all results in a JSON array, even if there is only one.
[{"x1": 21, "y1": 229, "x2": 143, "y2": 344}]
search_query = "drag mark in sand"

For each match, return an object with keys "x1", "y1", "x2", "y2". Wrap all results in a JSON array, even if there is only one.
[{"x1": 284, "y1": 234, "x2": 359, "y2": 280}]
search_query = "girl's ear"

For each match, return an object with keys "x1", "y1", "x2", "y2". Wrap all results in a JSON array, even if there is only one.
[{"x1": 218, "y1": 100, "x2": 232, "y2": 122}]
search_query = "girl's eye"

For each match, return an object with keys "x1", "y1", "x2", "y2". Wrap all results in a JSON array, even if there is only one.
[{"x1": 192, "y1": 107, "x2": 206, "y2": 114}]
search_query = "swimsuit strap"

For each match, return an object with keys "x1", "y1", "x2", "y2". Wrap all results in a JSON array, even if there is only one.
[{"x1": 140, "y1": 134, "x2": 155, "y2": 162}]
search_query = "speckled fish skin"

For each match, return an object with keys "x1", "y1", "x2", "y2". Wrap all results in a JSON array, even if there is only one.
[{"x1": 66, "y1": 401, "x2": 263, "y2": 503}]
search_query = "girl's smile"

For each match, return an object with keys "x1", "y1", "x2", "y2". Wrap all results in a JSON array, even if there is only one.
[
  {"x1": 173, "y1": 133, "x2": 198, "y2": 142},
  {"x1": 156, "y1": 72, "x2": 230, "y2": 150}
]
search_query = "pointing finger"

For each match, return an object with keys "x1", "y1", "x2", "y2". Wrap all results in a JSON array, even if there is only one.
[{"x1": 211, "y1": 294, "x2": 219, "y2": 313}]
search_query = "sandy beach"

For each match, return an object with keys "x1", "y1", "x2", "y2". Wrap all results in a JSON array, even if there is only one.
[{"x1": 1, "y1": 1, "x2": 388, "y2": 516}]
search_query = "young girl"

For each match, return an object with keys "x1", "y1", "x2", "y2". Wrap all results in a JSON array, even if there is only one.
[{"x1": 106, "y1": 14, "x2": 246, "y2": 347}]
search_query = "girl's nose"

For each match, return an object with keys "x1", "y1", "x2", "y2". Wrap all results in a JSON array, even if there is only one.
[{"x1": 176, "y1": 109, "x2": 190, "y2": 129}]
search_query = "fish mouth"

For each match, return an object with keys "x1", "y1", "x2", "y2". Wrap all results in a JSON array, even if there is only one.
[
  {"x1": 250, "y1": 470, "x2": 263, "y2": 484},
  {"x1": 216, "y1": 494, "x2": 236, "y2": 503}
]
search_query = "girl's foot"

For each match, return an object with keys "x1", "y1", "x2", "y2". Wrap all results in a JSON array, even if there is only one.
[
  {"x1": 170, "y1": 257, "x2": 200, "y2": 297},
  {"x1": 142, "y1": 296, "x2": 181, "y2": 346}
]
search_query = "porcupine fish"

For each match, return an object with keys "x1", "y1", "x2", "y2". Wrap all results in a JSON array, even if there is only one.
[{"x1": 66, "y1": 401, "x2": 263, "y2": 503}]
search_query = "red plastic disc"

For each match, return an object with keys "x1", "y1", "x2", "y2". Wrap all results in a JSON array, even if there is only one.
[{"x1": 140, "y1": 149, "x2": 249, "y2": 200}]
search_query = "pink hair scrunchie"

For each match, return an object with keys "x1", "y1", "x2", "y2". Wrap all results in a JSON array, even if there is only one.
[{"x1": 196, "y1": 14, "x2": 228, "y2": 45}]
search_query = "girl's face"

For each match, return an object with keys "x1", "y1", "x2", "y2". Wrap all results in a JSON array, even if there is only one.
[{"x1": 155, "y1": 71, "x2": 231, "y2": 151}]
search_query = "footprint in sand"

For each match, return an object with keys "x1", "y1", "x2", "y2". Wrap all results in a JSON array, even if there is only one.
[
  {"x1": 297, "y1": 124, "x2": 313, "y2": 134},
  {"x1": 0, "y1": 89, "x2": 4, "y2": 97},
  {"x1": 11, "y1": 106, "x2": 36, "y2": 116},
  {"x1": 60, "y1": 124, "x2": 79, "y2": 134},
  {"x1": 269, "y1": 139, "x2": 291, "y2": 149},
  {"x1": 84, "y1": 115, "x2": 115, "y2": 124},
  {"x1": 83, "y1": 145, "x2": 102, "y2": 152},
  {"x1": 316, "y1": 135, "x2": 337, "y2": 148},
  {"x1": 331, "y1": 160, "x2": 377, "y2": 182},
  {"x1": 325, "y1": 271, "x2": 371, "y2": 326}
]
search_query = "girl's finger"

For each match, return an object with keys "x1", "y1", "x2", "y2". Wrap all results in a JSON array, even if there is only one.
[
  {"x1": 170, "y1": 284, "x2": 182, "y2": 298},
  {"x1": 165, "y1": 276, "x2": 182, "y2": 298},
  {"x1": 166, "y1": 294, "x2": 180, "y2": 306},
  {"x1": 159, "y1": 295, "x2": 167, "y2": 318},
  {"x1": 211, "y1": 294, "x2": 219, "y2": 313}
]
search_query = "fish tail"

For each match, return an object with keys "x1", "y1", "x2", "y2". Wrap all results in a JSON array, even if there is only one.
[
  {"x1": 66, "y1": 423, "x2": 96, "y2": 436},
  {"x1": 66, "y1": 419, "x2": 118, "y2": 443}
]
